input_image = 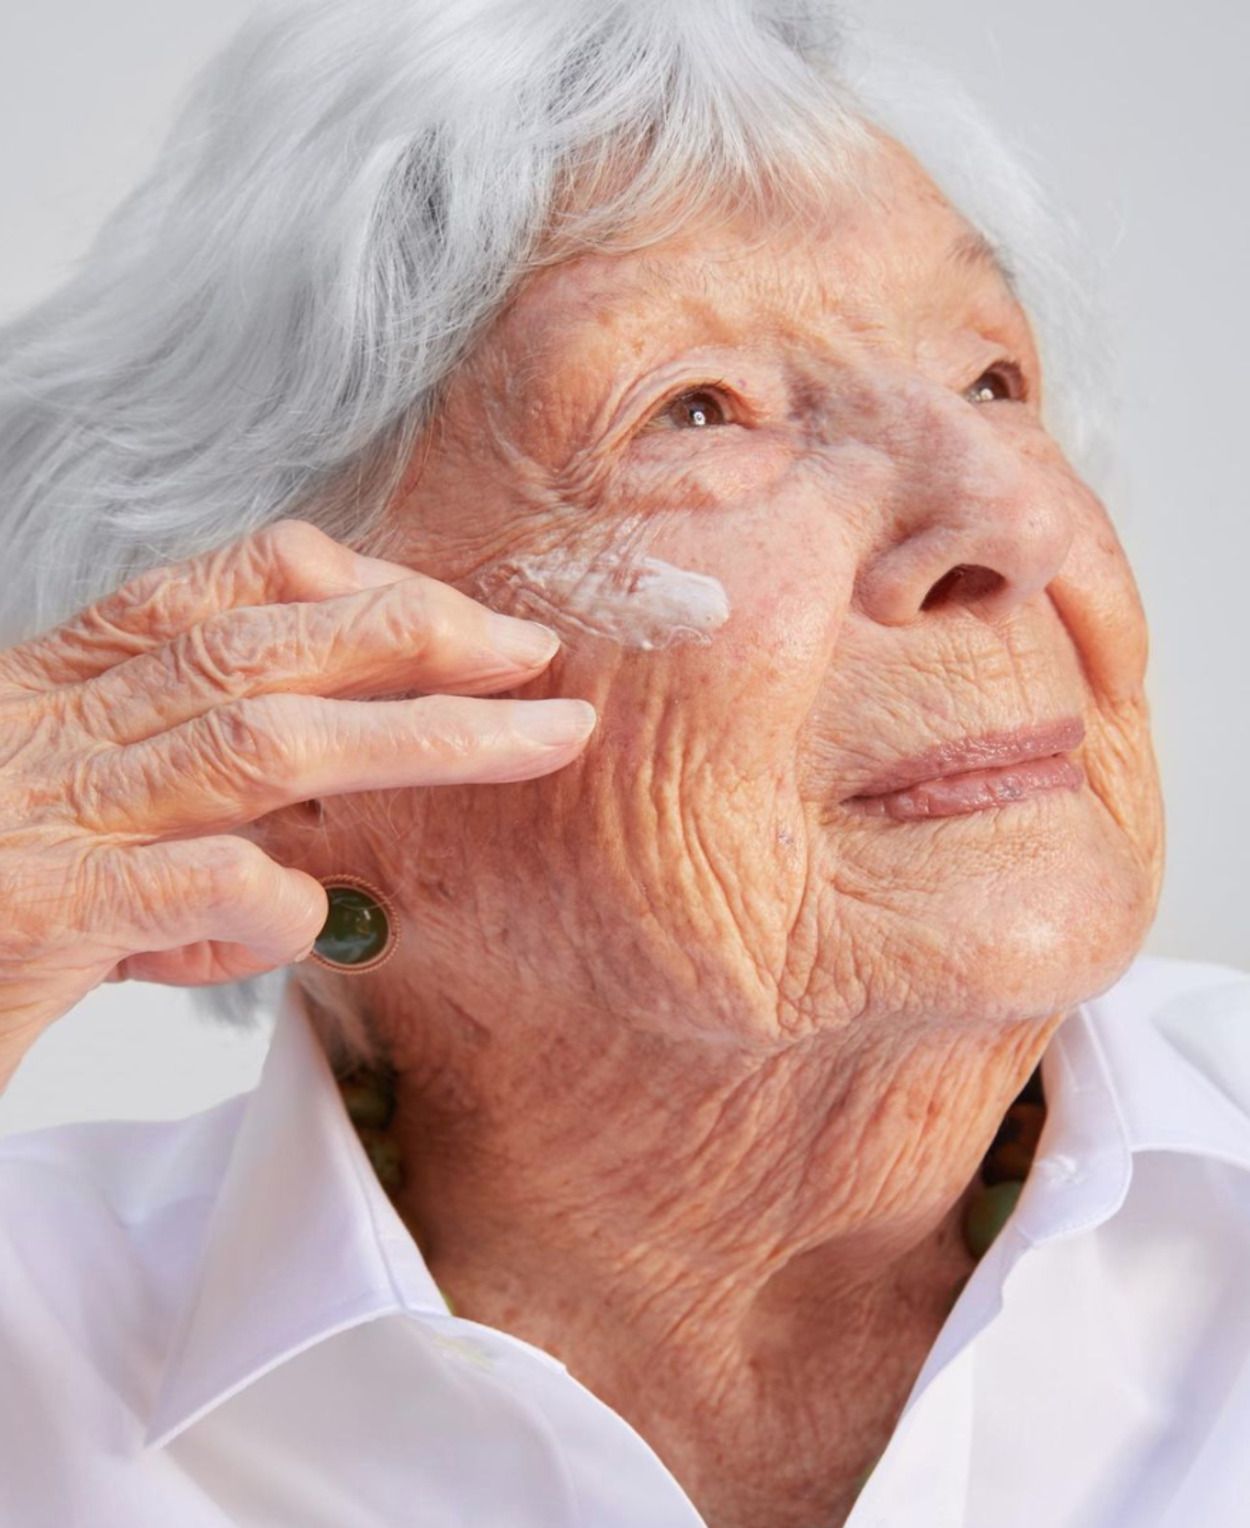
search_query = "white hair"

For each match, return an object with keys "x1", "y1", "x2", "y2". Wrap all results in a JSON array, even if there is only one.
[{"x1": 0, "y1": 0, "x2": 1121, "y2": 1059}]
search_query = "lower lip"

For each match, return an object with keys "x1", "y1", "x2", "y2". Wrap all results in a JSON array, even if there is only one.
[{"x1": 846, "y1": 753, "x2": 1084, "y2": 821}]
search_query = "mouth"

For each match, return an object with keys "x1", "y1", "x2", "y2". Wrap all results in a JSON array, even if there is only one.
[{"x1": 843, "y1": 716, "x2": 1086, "y2": 821}]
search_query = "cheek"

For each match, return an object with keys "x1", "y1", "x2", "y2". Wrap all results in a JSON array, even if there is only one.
[
  {"x1": 574, "y1": 489, "x2": 857, "y2": 782},
  {"x1": 472, "y1": 543, "x2": 732, "y2": 651},
  {"x1": 1046, "y1": 482, "x2": 1150, "y2": 707},
  {"x1": 440, "y1": 433, "x2": 868, "y2": 780}
]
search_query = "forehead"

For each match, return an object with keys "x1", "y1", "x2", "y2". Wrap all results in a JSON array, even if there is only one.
[{"x1": 486, "y1": 133, "x2": 1019, "y2": 371}]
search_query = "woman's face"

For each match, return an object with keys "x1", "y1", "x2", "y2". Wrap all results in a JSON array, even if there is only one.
[{"x1": 343, "y1": 128, "x2": 1164, "y2": 1048}]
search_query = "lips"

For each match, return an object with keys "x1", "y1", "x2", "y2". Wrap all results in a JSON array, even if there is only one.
[{"x1": 845, "y1": 716, "x2": 1086, "y2": 807}]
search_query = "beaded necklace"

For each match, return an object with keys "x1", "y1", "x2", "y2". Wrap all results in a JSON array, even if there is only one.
[
  {"x1": 962, "y1": 1059, "x2": 1047, "y2": 1257},
  {"x1": 333, "y1": 1055, "x2": 1045, "y2": 1511}
]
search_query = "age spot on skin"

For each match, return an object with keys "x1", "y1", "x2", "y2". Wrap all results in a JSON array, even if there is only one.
[{"x1": 473, "y1": 547, "x2": 731, "y2": 651}]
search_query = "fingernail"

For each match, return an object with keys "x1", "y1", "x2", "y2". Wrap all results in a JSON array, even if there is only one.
[
  {"x1": 515, "y1": 698, "x2": 597, "y2": 746},
  {"x1": 487, "y1": 612, "x2": 561, "y2": 667}
]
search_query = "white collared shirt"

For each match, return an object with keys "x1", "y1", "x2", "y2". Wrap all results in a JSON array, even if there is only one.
[{"x1": 3, "y1": 952, "x2": 1250, "y2": 1527}]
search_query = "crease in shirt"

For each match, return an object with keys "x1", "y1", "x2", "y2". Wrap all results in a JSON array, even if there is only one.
[{"x1": 8, "y1": 952, "x2": 1250, "y2": 1528}]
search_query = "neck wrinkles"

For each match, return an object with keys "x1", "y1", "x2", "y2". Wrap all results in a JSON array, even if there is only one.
[{"x1": 371, "y1": 987, "x2": 1063, "y2": 1388}]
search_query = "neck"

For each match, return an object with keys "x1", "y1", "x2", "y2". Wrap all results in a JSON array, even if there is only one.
[
  {"x1": 373, "y1": 987, "x2": 1060, "y2": 1373},
  {"x1": 357, "y1": 984, "x2": 1061, "y2": 1527}
]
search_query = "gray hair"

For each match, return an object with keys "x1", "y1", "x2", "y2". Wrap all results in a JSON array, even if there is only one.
[{"x1": 0, "y1": 0, "x2": 1120, "y2": 1055}]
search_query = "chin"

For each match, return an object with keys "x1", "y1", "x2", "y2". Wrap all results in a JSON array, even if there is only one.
[{"x1": 825, "y1": 781, "x2": 1162, "y2": 1033}]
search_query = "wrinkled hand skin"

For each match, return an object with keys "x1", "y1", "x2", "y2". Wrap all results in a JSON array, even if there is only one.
[{"x1": 266, "y1": 127, "x2": 1164, "y2": 1528}]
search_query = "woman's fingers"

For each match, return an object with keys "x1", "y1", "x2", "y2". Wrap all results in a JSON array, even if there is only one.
[
  {"x1": 0, "y1": 517, "x2": 598, "y2": 1079},
  {"x1": 0, "y1": 832, "x2": 327, "y2": 1071},
  {"x1": 105, "y1": 939, "x2": 310, "y2": 988},
  {"x1": 65, "y1": 568, "x2": 561, "y2": 746},
  {"x1": 93, "y1": 834, "x2": 329, "y2": 971},
  {"x1": 0, "y1": 518, "x2": 417, "y2": 690},
  {"x1": 75, "y1": 692, "x2": 599, "y2": 840}
]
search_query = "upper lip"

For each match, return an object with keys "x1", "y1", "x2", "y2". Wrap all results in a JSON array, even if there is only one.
[{"x1": 845, "y1": 715, "x2": 1086, "y2": 800}]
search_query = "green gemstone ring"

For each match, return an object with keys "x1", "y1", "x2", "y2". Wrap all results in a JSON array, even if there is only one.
[{"x1": 309, "y1": 875, "x2": 398, "y2": 973}]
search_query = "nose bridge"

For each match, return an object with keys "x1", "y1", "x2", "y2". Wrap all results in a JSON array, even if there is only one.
[
  {"x1": 855, "y1": 380, "x2": 1076, "y2": 626},
  {"x1": 894, "y1": 378, "x2": 1020, "y2": 497}
]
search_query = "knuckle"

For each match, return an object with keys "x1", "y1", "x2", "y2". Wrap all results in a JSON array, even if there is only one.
[
  {"x1": 49, "y1": 680, "x2": 99, "y2": 743},
  {"x1": 175, "y1": 607, "x2": 279, "y2": 696},
  {"x1": 58, "y1": 748, "x2": 108, "y2": 831},
  {"x1": 187, "y1": 836, "x2": 272, "y2": 915},
  {"x1": 255, "y1": 517, "x2": 343, "y2": 580},
  {"x1": 1, "y1": 691, "x2": 73, "y2": 773},
  {"x1": 83, "y1": 844, "x2": 167, "y2": 935},
  {"x1": 376, "y1": 579, "x2": 446, "y2": 660},
  {"x1": 95, "y1": 564, "x2": 171, "y2": 627},
  {"x1": 9, "y1": 713, "x2": 112, "y2": 830},
  {"x1": 0, "y1": 839, "x2": 74, "y2": 961},
  {"x1": 47, "y1": 747, "x2": 110, "y2": 834},
  {"x1": 291, "y1": 599, "x2": 340, "y2": 670},
  {"x1": 96, "y1": 557, "x2": 208, "y2": 641},
  {"x1": 198, "y1": 694, "x2": 292, "y2": 786}
]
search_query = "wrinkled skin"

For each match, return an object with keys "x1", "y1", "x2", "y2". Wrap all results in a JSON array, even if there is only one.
[
  {"x1": 266, "y1": 128, "x2": 1165, "y2": 1528},
  {"x1": 0, "y1": 512, "x2": 598, "y2": 1090}
]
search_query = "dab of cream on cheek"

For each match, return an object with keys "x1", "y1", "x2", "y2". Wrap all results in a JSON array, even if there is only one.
[{"x1": 476, "y1": 549, "x2": 731, "y2": 650}]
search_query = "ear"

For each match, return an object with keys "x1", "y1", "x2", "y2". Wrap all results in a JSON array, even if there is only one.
[{"x1": 245, "y1": 796, "x2": 331, "y2": 877}]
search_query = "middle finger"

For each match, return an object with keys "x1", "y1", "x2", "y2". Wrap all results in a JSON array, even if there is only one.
[
  {"x1": 65, "y1": 574, "x2": 561, "y2": 745},
  {"x1": 75, "y1": 691, "x2": 598, "y2": 841}
]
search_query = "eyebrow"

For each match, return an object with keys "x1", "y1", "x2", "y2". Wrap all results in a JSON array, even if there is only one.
[{"x1": 944, "y1": 229, "x2": 1020, "y2": 301}]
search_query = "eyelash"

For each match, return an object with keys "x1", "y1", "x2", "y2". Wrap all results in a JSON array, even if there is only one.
[
  {"x1": 640, "y1": 357, "x2": 1029, "y2": 435},
  {"x1": 640, "y1": 378, "x2": 737, "y2": 432},
  {"x1": 968, "y1": 359, "x2": 1029, "y2": 403}
]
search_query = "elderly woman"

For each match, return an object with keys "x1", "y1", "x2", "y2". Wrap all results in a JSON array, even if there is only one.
[{"x1": 2, "y1": 0, "x2": 1249, "y2": 1524}]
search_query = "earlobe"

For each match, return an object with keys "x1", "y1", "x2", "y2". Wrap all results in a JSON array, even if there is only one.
[{"x1": 309, "y1": 874, "x2": 400, "y2": 974}]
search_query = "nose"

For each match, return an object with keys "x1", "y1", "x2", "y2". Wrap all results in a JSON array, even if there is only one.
[{"x1": 853, "y1": 390, "x2": 1076, "y2": 627}]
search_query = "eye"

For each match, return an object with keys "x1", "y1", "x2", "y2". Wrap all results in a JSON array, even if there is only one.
[
  {"x1": 965, "y1": 359, "x2": 1027, "y2": 404},
  {"x1": 645, "y1": 384, "x2": 734, "y2": 432}
]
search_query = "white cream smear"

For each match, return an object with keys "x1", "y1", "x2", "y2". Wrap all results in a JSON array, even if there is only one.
[{"x1": 475, "y1": 548, "x2": 730, "y2": 651}]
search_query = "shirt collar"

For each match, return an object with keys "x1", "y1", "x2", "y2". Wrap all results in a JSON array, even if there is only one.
[
  {"x1": 1019, "y1": 956, "x2": 1250, "y2": 1246},
  {"x1": 143, "y1": 956, "x2": 1250, "y2": 1453},
  {"x1": 142, "y1": 979, "x2": 449, "y2": 1452}
]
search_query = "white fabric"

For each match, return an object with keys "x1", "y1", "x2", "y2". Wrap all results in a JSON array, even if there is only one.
[{"x1": 3, "y1": 952, "x2": 1250, "y2": 1526}]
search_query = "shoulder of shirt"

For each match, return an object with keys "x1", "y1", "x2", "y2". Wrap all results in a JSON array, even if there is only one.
[
  {"x1": 0, "y1": 1087, "x2": 249, "y2": 1230},
  {"x1": 0, "y1": 1089, "x2": 255, "y2": 1450},
  {"x1": 1106, "y1": 950, "x2": 1250, "y2": 1037},
  {"x1": 1096, "y1": 950, "x2": 1250, "y2": 1126}
]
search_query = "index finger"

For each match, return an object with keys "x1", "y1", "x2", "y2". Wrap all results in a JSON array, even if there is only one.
[{"x1": 0, "y1": 518, "x2": 416, "y2": 690}]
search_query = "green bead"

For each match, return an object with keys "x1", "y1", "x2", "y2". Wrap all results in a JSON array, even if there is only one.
[
  {"x1": 313, "y1": 884, "x2": 390, "y2": 966},
  {"x1": 962, "y1": 1179, "x2": 1024, "y2": 1260},
  {"x1": 360, "y1": 1132, "x2": 404, "y2": 1193},
  {"x1": 338, "y1": 1073, "x2": 395, "y2": 1131}
]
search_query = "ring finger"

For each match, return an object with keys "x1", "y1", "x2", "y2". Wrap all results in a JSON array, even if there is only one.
[{"x1": 72, "y1": 691, "x2": 598, "y2": 841}]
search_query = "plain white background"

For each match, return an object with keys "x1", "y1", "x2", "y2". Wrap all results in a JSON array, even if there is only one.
[{"x1": 1, "y1": 1, "x2": 1246, "y2": 1134}]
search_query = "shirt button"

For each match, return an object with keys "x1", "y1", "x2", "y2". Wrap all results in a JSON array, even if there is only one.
[{"x1": 1034, "y1": 1152, "x2": 1081, "y2": 1184}]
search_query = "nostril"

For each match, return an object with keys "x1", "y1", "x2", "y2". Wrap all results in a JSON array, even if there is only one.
[{"x1": 921, "y1": 563, "x2": 1005, "y2": 611}]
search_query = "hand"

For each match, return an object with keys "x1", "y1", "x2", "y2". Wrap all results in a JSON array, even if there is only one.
[{"x1": 0, "y1": 519, "x2": 594, "y2": 1091}]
